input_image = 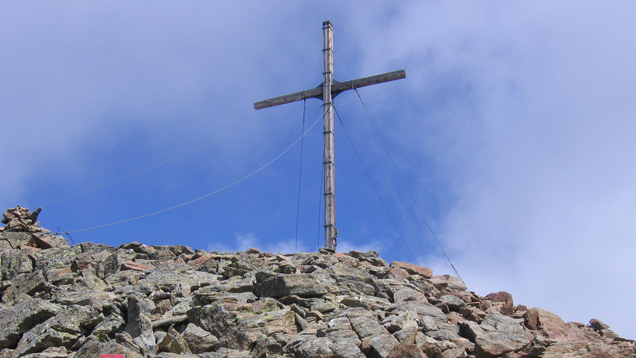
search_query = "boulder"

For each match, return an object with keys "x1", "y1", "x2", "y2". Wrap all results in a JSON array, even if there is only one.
[
  {"x1": 254, "y1": 274, "x2": 327, "y2": 298},
  {"x1": 525, "y1": 307, "x2": 585, "y2": 341},
  {"x1": 474, "y1": 311, "x2": 534, "y2": 357},
  {"x1": 158, "y1": 326, "x2": 191, "y2": 354},
  {"x1": 485, "y1": 291, "x2": 514, "y2": 316},
  {"x1": 0, "y1": 298, "x2": 59, "y2": 348},
  {"x1": 474, "y1": 331, "x2": 534, "y2": 358},
  {"x1": 389, "y1": 261, "x2": 433, "y2": 278},
  {"x1": 182, "y1": 323, "x2": 219, "y2": 353}
]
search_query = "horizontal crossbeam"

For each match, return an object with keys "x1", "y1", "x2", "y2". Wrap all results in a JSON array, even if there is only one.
[{"x1": 254, "y1": 69, "x2": 406, "y2": 110}]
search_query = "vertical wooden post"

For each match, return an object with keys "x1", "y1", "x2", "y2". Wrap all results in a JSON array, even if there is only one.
[{"x1": 322, "y1": 21, "x2": 337, "y2": 250}]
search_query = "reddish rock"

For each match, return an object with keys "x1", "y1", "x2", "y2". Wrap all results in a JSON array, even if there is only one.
[
  {"x1": 525, "y1": 308, "x2": 585, "y2": 341},
  {"x1": 389, "y1": 266, "x2": 410, "y2": 280},
  {"x1": 121, "y1": 261, "x2": 156, "y2": 272},
  {"x1": 387, "y1": 343, "x2": 426, "y2": 358},
  {"x1": 245, "y1": 247, "x2": 260, "y2": 254},
  {"x1": 390, "y1": 261, "x2": 433, "y2": 278},
  {"x1": 485, "y1": 291, "x2": 514, "y2": 316},
  {"x1": 334, "y1": 252, "x2": 359, "y2": 267},
  {"x1": 187, "y1": 253, "x2": 215, "y2": 269},
  {"x1": 429, "y1": 275, "x2": 467, "y2": 291}
]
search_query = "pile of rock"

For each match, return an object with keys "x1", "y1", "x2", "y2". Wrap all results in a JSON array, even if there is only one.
[
  {"x1": 1, "y1": 206, "x2": 43, "y2": 233},
  {"x1": 0, "y1": 207, "x2": 633, "y2": 358},
  {"x1": 0, "y1": 207, "x2": 69, "y2": 251}
]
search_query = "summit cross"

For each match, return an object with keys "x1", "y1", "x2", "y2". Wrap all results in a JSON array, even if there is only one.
[{"x1": 254, "y1": 21, "x2": 406, "y2": 250}]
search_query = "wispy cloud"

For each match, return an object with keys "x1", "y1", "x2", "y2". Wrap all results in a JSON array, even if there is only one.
[{"x1": 208, "y1": 232, "x2": 309, "y2": 255}]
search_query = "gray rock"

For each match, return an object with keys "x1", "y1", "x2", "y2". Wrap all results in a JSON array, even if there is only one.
[
  {"x1": 393, "y1": 327, "x2": 419, "y2": 344},
  {"x1": 364, "y1": 333, "x2": 400, "y2": 358},
  {"x1": 89, "y1": 313, "x2": 126, "y2": 341},
  {"x1": 255, "y1": 274, "x2": 327, "y2": 298},
  {"x1": 439, "y1": 294, "x2": 466, "y2": 311},
  {"x1": 13, "y1": 306, "x2": 86, "y2": 356},
  {"x1": 124, "y1": 294, "x2": 156, "y2": 354},
  {"x1": 0, "y1": 248, "x2": 34, "y2": 280},
  {"x1": 96, "y1": 341, "x2": 145, "y2": 358},
  {"x1": 393, "y1": 287, "x2": 427, "y2": 304},
  {"x1": 296, "y1": 336, "x2": 334, "y2": 358},
  {"x1": 480, "y1": 310, "x2": 524, "y2": 333},
  {"x1": 182, "y1": 323, "x2": 219, "y2": 353},
  {"x1": 419, "y1": 316, "x2": 438, "y2": 332},
  {"x1": 20, "y1": 346, "x2": 70, "y2": 358},
  {"x1": 325, "y1": 316, "x2": 365, "y2": 358},
  {"x1": 459, "y1": 321, "x2": 485, "y2": 342},
  {"x1": 199, "y1": 347, "x2": 251, "y2": 358},
  {"x1": 158, "y1": 326, "x2": 191, "y2": 354},
  {"x1": 349, "y1": 314, "x2": 388, "y2": 339},
  {"x1": 388, "y1": 300, "x2": 448, "y2": 324},
  {"x1": 0, "y1": 298, "x2": 59, "y2": 348},
  {"x1": 3, "y1": 269, "x2": 48, "y2": 302},
  {"x1": 474, "y1": 330, "x2": 534, "y2": 358}
]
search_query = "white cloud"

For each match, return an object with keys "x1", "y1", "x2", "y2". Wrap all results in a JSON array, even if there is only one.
[
  {"x1": 208, "y1": 232, "x2": 309, "y2": 255},
  {"x1": 358, "y1": 1, "x2": 636, "y2": 338}
]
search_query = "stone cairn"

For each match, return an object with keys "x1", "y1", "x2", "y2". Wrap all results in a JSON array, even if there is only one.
[
  {"x1": 0, "y1": 207, "x2": 633, "y2": 358},
  {"x1": 1, "y1": 206, "x2": 69, "y2": 250},
  {"x1": 1, "y1": 206, "x2": 43, "y2": 233}
]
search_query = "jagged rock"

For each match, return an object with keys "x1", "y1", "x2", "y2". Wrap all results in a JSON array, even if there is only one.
[
  {"x1": 21, "y1": 346, "x2": 69, "y2": 357},
  {"x1": 474, "y1": 331, "x2": 534, "y2": 358},
  {"x1": 393, "y1": 286, "x2": 427, "y2": 304},
  {"x1": 0, "y1": 298, "x2": 59, "y2": 348},
  {"x1": 0, "y1": 248, "x2": 34, "y2": 280},
  {"x1": 122, "y1": 261, "x2": 156, "y2": 271},
  {"x1": 124, "y1": 294, "x2": 156, "y2": 354},
  {"x1": 0, "y1": 206, "x2": 631, "y2": 358},
  {"x1": 387, "y1": 343, "x2": 426, "y2": 358},
  {"x1": 363, "y1": 333, "x2": 400, "y2": 358},
  {"x1": 474, "y1": 311, "x2": 534, "y2": 357},
  {"x1": 75, "y1": 339, "x2": 145, "y2": 358},
  {"x1": 255, "y1": 274, "x2": 328, "y2": 298},
  {"x1": 429, "y1": 275, "x2": 468, "y2": 291},
  {"x1": 590, "y1": 318, "x2": 610, "y2": 331},
  {"x1": 158, "y1": 326, "x2": 191, "y2": 354},
  {"x1": 525, "y1": 307, "x2": 585, "y2": 341},
  {"x1": 323, "y1": 316, "x2": 364, "y2": 358},
  {"x1": 390, "y1": 261, "x2": 433, "y2": 279},
  {"x1": 438, "y1": 294, "x2": 466, "y2": 311},
  {"x1": 485, "y1": 291, "x2": 514, "y2": 316},
  {"x1": 182, "y1": 323, "x2": 219, "y2": 353},
  {"x1": 388, "y1": 300, "x2": 448, "y2": 324},
  {"x1": 383, "y1": 309, "x2": 418, "y2": 333},
  {"x1": 13, "y1": 305, "x2": 86, "y2": 356}
]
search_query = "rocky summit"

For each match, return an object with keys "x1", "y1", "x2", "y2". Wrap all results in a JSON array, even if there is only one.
[{"x1": 0, "y1": 206, "x2": 634, "y2": 358}]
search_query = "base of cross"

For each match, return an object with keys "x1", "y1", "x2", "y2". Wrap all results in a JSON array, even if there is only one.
[{"x1": 99, "y1": 355, "x2": 125, "y2": 358}]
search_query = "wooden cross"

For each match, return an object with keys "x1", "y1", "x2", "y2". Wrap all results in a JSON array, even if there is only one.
[{"x1": 254, "y1": 21, "x2": 406, "y2": 250}]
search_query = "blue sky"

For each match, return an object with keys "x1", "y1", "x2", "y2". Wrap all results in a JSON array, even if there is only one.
[{"x1": 3, "y1": 1, "x2": 636, "y2": 339}]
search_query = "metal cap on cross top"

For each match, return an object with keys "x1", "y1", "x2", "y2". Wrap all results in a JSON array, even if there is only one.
[{"x1": 254, "y1": 21, "x2": 406, "y2": 251}]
